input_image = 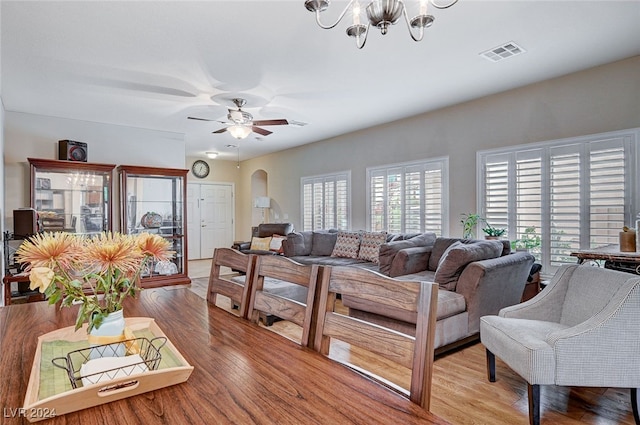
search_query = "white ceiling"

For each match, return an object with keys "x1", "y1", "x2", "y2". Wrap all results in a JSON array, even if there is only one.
[{"x1": 2, "y1": 1, "x2": 640, "y2": 161}]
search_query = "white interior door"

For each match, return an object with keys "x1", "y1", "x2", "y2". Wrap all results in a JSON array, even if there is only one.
[
  {"x1": 200, "y1": 184, "x2": 233, "y2": 258},
  {"x1": 187, "y1": 183, "x2": 201, "y2": 259},
  {"x1": 187, "y1": 183, "x2": 234, "y2": 260}
]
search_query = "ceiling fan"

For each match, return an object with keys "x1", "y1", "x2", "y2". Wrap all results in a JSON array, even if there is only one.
[{"x1": 188, "y1": 98, "x2": 296, "y2": 139}]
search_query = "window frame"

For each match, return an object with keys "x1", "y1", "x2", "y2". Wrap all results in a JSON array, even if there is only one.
[
  {"x1": 300, "y1": 171, "x2": 351, "y2": 231},
  {"x1": 477, "y1": 128, "x2": 639, "y2": 274},
  {"x1": 366, "y1": 157, "x2": 449, "y2": 235}
]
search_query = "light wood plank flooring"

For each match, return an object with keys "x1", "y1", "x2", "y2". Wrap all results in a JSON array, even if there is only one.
[{"x1": 187, "y1": 259, "x2": 636, "y2": 425}]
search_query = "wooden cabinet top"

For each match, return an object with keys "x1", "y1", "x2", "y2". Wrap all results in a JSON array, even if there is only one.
[
  {"x1": 28, "y1": 158, "x2": 116, "y2": 173},
  {"x1": 117, "y1": 165, "x2": 188, "y2": 177}
]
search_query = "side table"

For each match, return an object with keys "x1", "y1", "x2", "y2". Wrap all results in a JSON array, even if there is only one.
[
  {"x1": 2, "y1": 273, "x2": 44, "y2": 305},
  {"x1": 570, "y1": 244, "x2": 640, "y2": 275}
]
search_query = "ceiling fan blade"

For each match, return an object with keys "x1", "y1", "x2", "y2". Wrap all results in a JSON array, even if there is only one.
[
  {"x1": 251, "y1": 126, "x2": 272, "y2": 136},
  {"x1": 212, "y1": 128, "x2": 228, "y2": 134},
  {"x1": 190, "y1": 117, "x2": 230, "y2": 125},
  {"x1": 188, "y1": 116, "x2": 215, "y2": 121},
  {"x1": 252, "y1": 119, "x2": 289, "y2": 126}
]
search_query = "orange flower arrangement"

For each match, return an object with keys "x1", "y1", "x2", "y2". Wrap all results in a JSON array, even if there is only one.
[{"x1": 15, "y1": 231, "x2": 174, "y2": 332}]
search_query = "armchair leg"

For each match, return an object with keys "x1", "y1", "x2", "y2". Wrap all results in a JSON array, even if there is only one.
[
  {"x1": 632, "y1": 388, "x2": 639, "y2": 425},
  {"x1": 527, "y1": 384, "x2": 540, "y2": 425},
  {"x1": 486, "y1": 348, "x2": 496, "y2": 382}
]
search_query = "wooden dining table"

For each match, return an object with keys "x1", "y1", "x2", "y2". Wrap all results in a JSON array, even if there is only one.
[{"x1": 0, "y1": 286, "x2": 450, "y2": 424}]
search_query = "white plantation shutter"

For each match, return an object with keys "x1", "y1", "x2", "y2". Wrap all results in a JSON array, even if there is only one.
[
  {"x1": 324, "y1": 180, "x2": 335, "y2": 229},
  {"x1": 367, "y1": 158, "x2": 448, "y2": 235},
  {"x1": 588, "y1": 140, "x2": 626, "y2": 248},
  {"x1": 479, "y1": 129, "x2": 637, "y2": 274},
  {"x1": 336, "y1": 178, "x2": 349, "y2": 229},
  {"x1": 404, "y1": 166, "x2": 422, "y2": 233},
  {"x1": 548, "y1": 145, "x2": 582, "y2": 266},
  {"x1": 424, "y1": 167, "x2": 444, "y2": 235},
  {"x1": 303, "y1": 183, "x2": 313, "y2": 231},
  {"x1": 302, "y1": 172, "x2": 351, "y2": 231},
  {"x1": 313, "y1": 180, "x2": 324, "y2": 230},
  {"x1": 370, "y1": 171, "x2": 386, "y2": 232},
  {"x1": 388, "y1": 168, "x2": 403, "y2": 233},
  {"x1": 483, "y1": 155, "x2": 510, "y2": 235},
  {"x1": 515, "y1": 151, "x2": 542, "y2": 262}
]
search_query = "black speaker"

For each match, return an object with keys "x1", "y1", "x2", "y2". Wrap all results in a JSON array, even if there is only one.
[
  {"x1": 13, "y1": 208, "x2": 39, "y2": 239},
  {"x1": 58, "y1": 140, "x2": 88, "y2": 162}
]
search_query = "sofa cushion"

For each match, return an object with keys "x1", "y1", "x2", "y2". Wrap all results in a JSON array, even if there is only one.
[
  {"x1": 386, "y1": 232, "x2": 422, "y2": 242},
  {"x1": 434, "y1": 240, "x2": 503, "y2": 290},
  {"x1": 311, "y1": 231, "x2": 338, "y2": 256},
  {"x1": 378, "y1": 232, "x2": 437, "y2": 276},
  {"x1": 281, "y1": 232, "x2": 309, "y2": 257},
  {"x1": 331, "y1": 231, "x2": 362, "y2": 259},
  {"x1": 429, "y1": 238, "x2": 468, "y2": 271},
  {"x1": 428, "y1": 238, "x2": 511, "y2": 270},
  {"x1": 357, "y1": 231, "x2": 387, "y2": 263},
  {"x1": 256, "y1": 223, "x2": 294, "y2": 238},
  {"x1": 250, "y1": 236, "x2": 272, "y2": 251}
]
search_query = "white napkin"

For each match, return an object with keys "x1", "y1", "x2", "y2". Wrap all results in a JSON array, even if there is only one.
[{"x1": 80, "y1": 354, "x2": 148, "y2": 386}]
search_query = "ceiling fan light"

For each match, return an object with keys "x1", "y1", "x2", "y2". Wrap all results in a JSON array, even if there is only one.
[{"x1": 228, "y1": 125, "x2": 252, "y2": 139}]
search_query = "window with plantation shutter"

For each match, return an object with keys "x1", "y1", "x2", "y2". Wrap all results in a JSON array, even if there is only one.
[
  {"x1": 301, "y1": 172, "x2": 351, "y2": 231},
  {"x1": 479, "y1": 129, "x2": 638, "y2": 274},
  {"x1": 367, "y1": 158, "x2": 448, "y2": 235}
]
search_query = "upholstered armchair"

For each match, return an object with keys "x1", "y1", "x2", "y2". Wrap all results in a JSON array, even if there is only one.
[
  {"x1": 480, "y1": 263, "x2": 640, "y2": 425},
  {"x1": 232, "y1": 223, "x2": 294, "y2": 255}
]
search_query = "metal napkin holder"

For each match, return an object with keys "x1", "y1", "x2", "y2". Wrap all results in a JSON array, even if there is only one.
[{"x1": 52, "y1": 336, "x2": 167, "y2": 389}]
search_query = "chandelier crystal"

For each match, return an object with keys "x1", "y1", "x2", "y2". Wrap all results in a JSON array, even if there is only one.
[{"x1": 304, "y1": 0, "x2": 459, "y2": 49}]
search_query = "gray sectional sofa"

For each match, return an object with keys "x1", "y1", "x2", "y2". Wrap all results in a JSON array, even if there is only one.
[
  {"x1": 282, "y1": 230, "x2": 535, "y2": 353},
  {"x1": 282, "y1": 229, "x2": 434, "y2": 269}
]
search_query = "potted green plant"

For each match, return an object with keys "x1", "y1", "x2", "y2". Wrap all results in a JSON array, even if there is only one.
[
  {"x1": 460, "y1": 213, "x2": 483, "y2": 239},
  {"x1": 482, "y1": 223, "x2": 506, "y2": 239},
  {"x1": 511, "y1": 226, "x2": 541, "y2": 253}
]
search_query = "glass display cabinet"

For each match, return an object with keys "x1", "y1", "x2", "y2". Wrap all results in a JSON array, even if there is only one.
[
  {"x1": 28, "y1": 158, "x2": 115, "y2": 235},
  {"x1": 117, "y1": 165, "x2": 190, "y2": 288}
]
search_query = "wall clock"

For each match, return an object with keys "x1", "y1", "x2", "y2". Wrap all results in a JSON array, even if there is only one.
[{"x1": 191, "y1": 160, "x2": 210, "y2": 179}]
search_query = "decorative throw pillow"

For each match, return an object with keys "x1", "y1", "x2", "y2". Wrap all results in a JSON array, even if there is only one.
[
  {"x1": 357, "y1": 231, "x2": 387, "y2": 263},
  {"x1": 434, "y1": 240, "x2": 503, "y2": 291},
  {"x1": 269, "y1": 235, "x2": 287, "y2": 253},
  {"x1": 250, "y1": 236, "x2": 272, "y2": 251},
  {"x1": 331, "y1": 231, "x2": 362, "y2": 259}
]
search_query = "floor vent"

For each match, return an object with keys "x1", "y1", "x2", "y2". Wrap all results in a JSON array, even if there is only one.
[{"x1": 480, "y1": 42, "x2": 526, "y2": 62}]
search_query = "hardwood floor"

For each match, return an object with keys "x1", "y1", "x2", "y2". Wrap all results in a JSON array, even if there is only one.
[{"x1": 187, "y1": 260, "x2": 636, "y2": 424}]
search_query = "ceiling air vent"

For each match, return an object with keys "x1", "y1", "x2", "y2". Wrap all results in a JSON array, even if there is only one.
[{"x1": 480, "y1": 42, "x2": 525, "y2": 62}]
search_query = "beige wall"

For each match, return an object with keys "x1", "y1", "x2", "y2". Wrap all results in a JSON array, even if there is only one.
[
  {"x1": 185, "y1": 156, "x2": 241, "y2": 186},
  {"x1": 237, "y1": 56, "x2": 640, "y2": 239},
  {"x1": 3, "y1": 57, "x2": 639, "y2": 243}
]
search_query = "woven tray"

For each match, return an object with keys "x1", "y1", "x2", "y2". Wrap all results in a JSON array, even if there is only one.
[{"x1": 22, "y1": 317, "x2": 193, "y2": 423}]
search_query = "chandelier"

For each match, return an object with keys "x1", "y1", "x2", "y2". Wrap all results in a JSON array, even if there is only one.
[{"x1": 304, "y1": 0, "x2": 459, "y2": 49}]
